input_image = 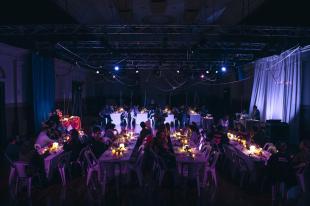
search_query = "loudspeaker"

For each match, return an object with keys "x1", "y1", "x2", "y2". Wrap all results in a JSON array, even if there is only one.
[{"x1": 265, "y1": 121, "x2": 289, "y2": 143}]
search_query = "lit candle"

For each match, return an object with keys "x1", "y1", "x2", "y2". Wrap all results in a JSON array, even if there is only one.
[{"x1": 249, "y1": 145, "x2": 256, "y2": 154}]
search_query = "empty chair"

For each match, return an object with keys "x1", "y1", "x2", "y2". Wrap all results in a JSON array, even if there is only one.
[
  {"x1": 100, "y1": 162, "x2": 122, "y2": 196},
  {"x1": 178, "y1": 162, "x2": 203, "y2": 196},
  {"x1": 4, "y1": 153, "x2": 16, "y2": 188},
  {"x1": 149, "y1": 148, "x2": 171, "y2": 186},
  {"x1": 84, "y1": 149, "x2": 100, "y2": 187},
  {"x1": 76, "y1": 146, "x2": 91, "y2": 177},
  {"x1": 237, "y1": 156, "x2": 250, "y2": 188},
  {"x1": 57, "y1": 152, "x2": 72, "y2": 186},
  {"x1": 14, "y1": 161, "x2": 32, "y2": 198},
  {"x1": 128, "y1": 146, "x2": 145, "y2": 186},
  {"x1": 203, "y1": 151, "x2": 220, "y2": 187}
]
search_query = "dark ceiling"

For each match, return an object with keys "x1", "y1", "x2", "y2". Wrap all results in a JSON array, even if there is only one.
[{"x1": 0, "y1": 0, "x2": 310, "y2": 73}]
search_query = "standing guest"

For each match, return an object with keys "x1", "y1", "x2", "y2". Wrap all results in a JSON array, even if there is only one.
[
  {"x1": 292, "y1": 140, "x2": 310, "y2": 169},
  {"x1": 219, "y1": 115, "x2": 229, "y2": 132},
  {"x1": 5, "y1": 136, "x2": 20, "y2": 161},
  {"x1": 251, "y1": 105, "x2": 260, "y2": 120},
  {"x1": 165, "y1": 123, "x2": 171, "y2": 138}
]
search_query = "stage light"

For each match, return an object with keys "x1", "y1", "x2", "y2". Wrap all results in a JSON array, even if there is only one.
[
  {"x1": 135, "y1": 70, "x2": 139, "y2": 74},
  {"x1": 177, "y1": 70, "x2": 180, "y2": 74},
  {"x1": 114, "y1": 66, "x2": 119, "y2": 71},
  {"x1": 96, "y1": 70, "x2": 100, "y2": 74},
  {"x1": 215, "y1": 70, "x2": 219, "y2": 74},
  {"x1": 113, "y1": 75, "x2": 116, "y2": 79},
  {"x1": 221, "y1": 66, "x2": 226, "y2": 72},
  {"x1": 206, "y1": 70, "x2": 210, "y2": 74},
  {"x1": 200, "y1": 74, "x2": 205, "y2": 79}
]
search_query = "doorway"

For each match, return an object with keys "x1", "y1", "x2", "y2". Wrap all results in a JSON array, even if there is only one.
[{"x1": 0, "y1": 81, "x2": 6, "y2": 148}]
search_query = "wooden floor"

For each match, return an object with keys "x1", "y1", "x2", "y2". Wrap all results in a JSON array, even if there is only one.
[{"x1": 0, "y1": 168, "x2": 274, "y2": 206}]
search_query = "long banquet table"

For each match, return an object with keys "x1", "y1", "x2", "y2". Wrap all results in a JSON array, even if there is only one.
[
  {"x1": 170, "y1": 134, "x2": 208, "y2": 186},
  {"x1": 224, "y1": 132, "x2": 272, "y2": 184},
  {"x1": 98, "y1": 134, "x2": 139, "y2": 180}
]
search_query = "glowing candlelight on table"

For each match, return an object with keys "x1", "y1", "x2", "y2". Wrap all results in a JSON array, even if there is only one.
[
  {"x1": 119, "y1": 143, "x2": 125, "y2": 151},
  {"x1": 192, "y1": 153, "x2": 196, "y2": 158},
  {"x1": 184, "y1": 139, "x2": 188, "y2": 144},
  {"x1": 52, "y1": 142, "x2": 59, "y2": 148},
  {"x1": 249, "y1": 145, "x2": 256, "y2": 154},
  {"x1": 112, "y1": 148, "x2": 116, "y2": 154}
]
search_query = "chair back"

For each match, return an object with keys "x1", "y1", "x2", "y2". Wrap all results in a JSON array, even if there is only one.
[
  {"x1": 134, "y1": 148, "x2": 145, "y2": 169},
  {"x1": 208, "y1": 151, "x2": 220, "y2": 169},
  {"x1": 263, "y1": 142, "x2": 274, "y2": 151},
  {"x1": 100, "y1": 162, "x2": 121, "y2": 179},
  {"x1": 34, "y1": 144, "x2": 41, "y2": 151},
  {"x1": 84, "y1": 149, "x2": 98, "y2": 168},
  {"x1": 14, "y1": 162, "x2": 30, "y2": 178},
  {"x1": 58, "y1": 152, "x2": 72, "y2": 168}
]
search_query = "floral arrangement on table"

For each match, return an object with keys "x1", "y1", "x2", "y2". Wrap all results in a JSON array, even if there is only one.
[
  {"x1": 228, "y1": 132, "x2": 264, "y2": 157},
  {"x1": 180, "y1": 144, "x2": 196, "y2": 158},
  {"x1": 111, "y1": 143, "x2": 126, "y2": 157}
]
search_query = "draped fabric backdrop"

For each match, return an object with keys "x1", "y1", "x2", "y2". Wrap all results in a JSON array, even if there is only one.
[
  {"x1": 32, "y1": 53, "x2": 55, "y2": 133},
  {"x1": 249, "y1": 48, "x2": 301, "y2": 144}
]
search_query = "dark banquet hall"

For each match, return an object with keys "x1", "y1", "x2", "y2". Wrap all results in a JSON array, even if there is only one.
[{"x1": 1, "y1": 0, "x2": 310, "y2": 206}]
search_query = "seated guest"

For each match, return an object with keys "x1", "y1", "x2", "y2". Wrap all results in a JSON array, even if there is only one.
[
  {"x1": 35, "y1": 127, "x2": 54, "y2": 148},
  {"x1": 251, "y1": 105, "x2": 260, "y2": 120},
  {"x1": 90, "y1": 126, "x2": 107, "y2": 158},
  {"x1": 151, "y1": 126, "x2": 176, "y2": 169},
  {"x1": 292, "y1": 140, "x2": 310, "y2": 169},
  {"x1": 63, "y1": 129, "x2": 83, "y2": 161},
  {"x1": 219, "y1": 115, "x2": 229, "y2": 132},
  {"x1": 104, "y1": 123, "x2": 118, "y2": 141},
  {"x1": 267, "y1": 143, "x2": 295, "y2": 199},
  {"x1": 5, "y1": 136, "x2": 20, "y2": 162},
  {"x1": 138, "y1": 122, "x2": 152, "y2": 146}
]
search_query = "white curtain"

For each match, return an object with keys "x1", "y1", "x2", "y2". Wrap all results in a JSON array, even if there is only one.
[{"x1": 249, "y1": 47, "x2": 301, "y2": 144}]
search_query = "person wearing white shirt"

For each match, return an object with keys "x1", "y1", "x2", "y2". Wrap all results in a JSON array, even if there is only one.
[{"x1": 35, "y1": 129, "x2": 53, "y2": 148}]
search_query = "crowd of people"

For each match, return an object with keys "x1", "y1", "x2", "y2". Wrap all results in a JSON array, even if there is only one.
[{"x1": 3, "y1": 105, "x2": 310, "y2": 203}]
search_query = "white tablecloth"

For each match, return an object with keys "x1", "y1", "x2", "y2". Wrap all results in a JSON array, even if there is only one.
[
  {"x1": 110, "y1": 113, "x2": 121, "y2": 125},
  {"x1": 44, "y1": 150, "x2": 64, "y2": 178},
  {"x1": 190, "y1": 114, "x2": 201, "y2": 126},
  {"x1": 136, "y1": 113, "x2": 148, "y2": 125},
  {"x1": 164, "y1": 114, "x2": 175, "y2": 124}
]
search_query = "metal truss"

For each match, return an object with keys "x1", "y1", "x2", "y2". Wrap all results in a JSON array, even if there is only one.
[{"x1": 0, "y1": 25, "x2": 310, "y2": 69}]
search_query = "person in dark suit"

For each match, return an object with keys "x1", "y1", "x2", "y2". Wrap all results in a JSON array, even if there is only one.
[
  {"x1": 63, "y1": 129, "x2": 83, "y2": 161},
  {"x1": 251, "y1": 105, "x2": 260, "y2": 120}
]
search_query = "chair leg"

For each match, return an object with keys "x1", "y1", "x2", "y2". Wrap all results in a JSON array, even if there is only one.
[
  {"x1": 101, "y1": 173, "x2": 106, "y2": 195},
  {"x1": 15, "y1": 178, "x2": 19, "y2": 197},
  {"x1": 86, "y1": 170, "x2": 92, "y2": 186},
  {"x1": 27, "y1": 178, "x2": 32, "y2": 198},
  {"x1": 196, "y1": 176, "x2": 201, "y2": 196},
  {"x1": 212, "y1": 170, "x2": 217, "y2": 187},
  {"x1": 159, "y1": 170, "x2": 165, "y2": 186},
  {"x1": 9, "y1": 167, "x2": 16, "y2": 188},
  {"x1": 136, "y1": 170, "x2": 143, "y2": 187}
]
